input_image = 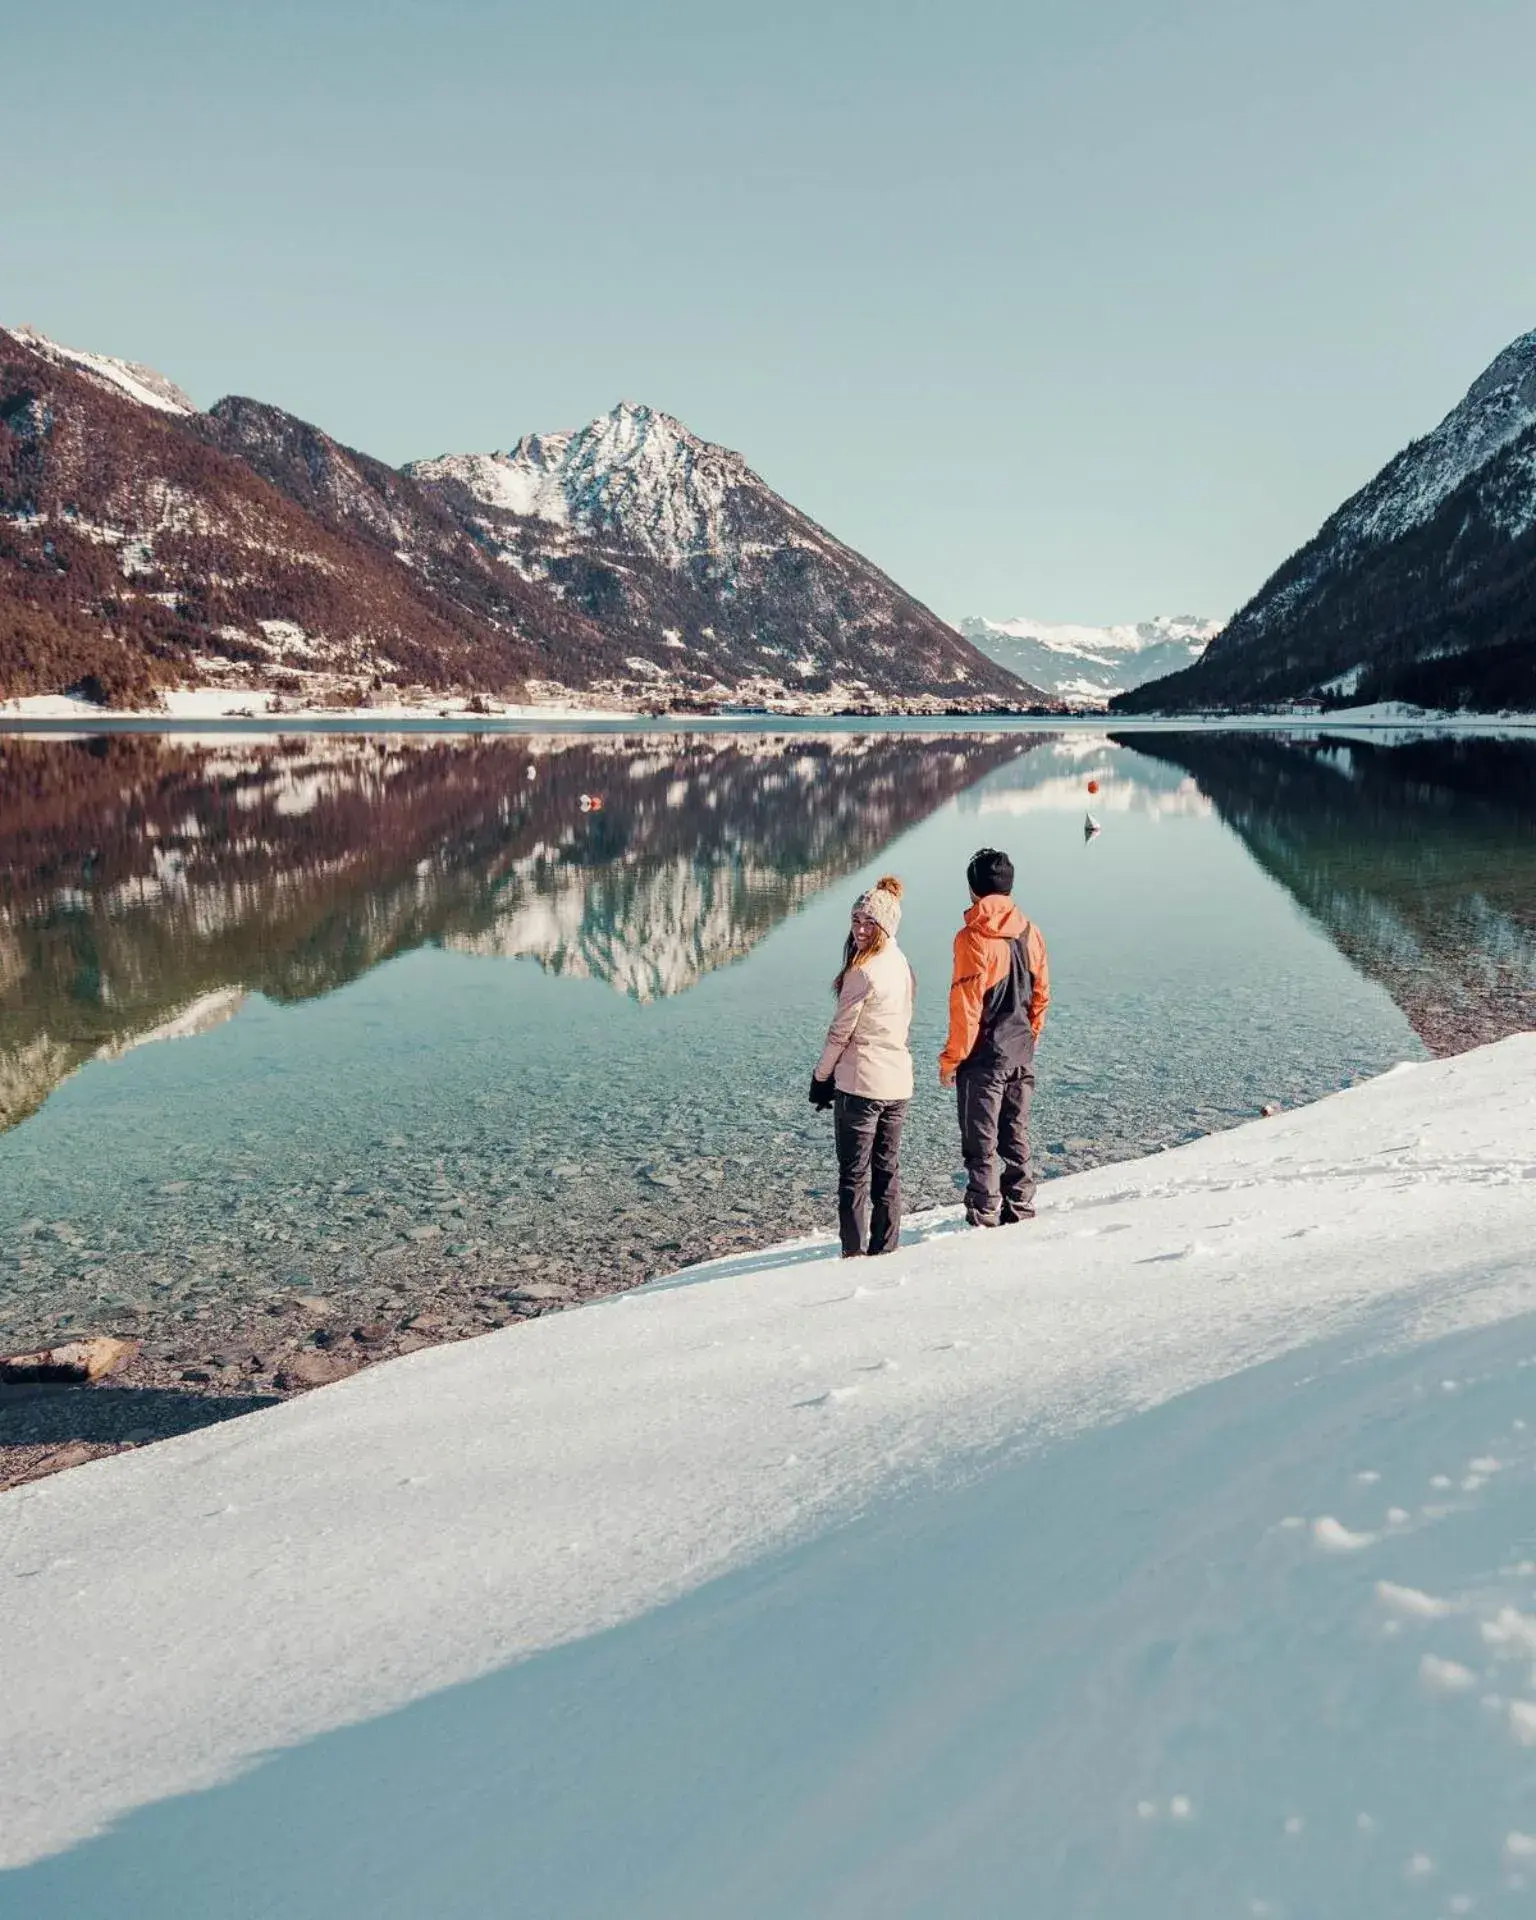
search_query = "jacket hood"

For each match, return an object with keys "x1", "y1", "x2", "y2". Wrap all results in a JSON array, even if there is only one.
[{"x1": 964, "y1": 894, "x2": 1026, "y2": 939}]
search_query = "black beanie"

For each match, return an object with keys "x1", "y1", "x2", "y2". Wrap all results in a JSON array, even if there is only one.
[{"x1": 967, "y1": 846, "x2": 1014, "y2": 897}]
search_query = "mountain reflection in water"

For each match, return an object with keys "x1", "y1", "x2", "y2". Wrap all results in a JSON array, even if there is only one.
[
  {"x1": 0, "y1": 731, "x2": 1034, "y2": 1133},
  {"x1": 1120, "y1": 731, "x2": 1536, "y2": 1056}
]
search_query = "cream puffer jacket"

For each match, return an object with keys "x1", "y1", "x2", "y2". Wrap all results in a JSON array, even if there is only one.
[{"x1": 815, "y1": 941, "x2": 916, "y2": 1100}]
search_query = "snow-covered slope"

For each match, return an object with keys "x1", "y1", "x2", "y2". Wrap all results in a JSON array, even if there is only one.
[
  {"x1": 1317, "y1": 328, "x2": 1536, "y2": 557},
  {"x1": 959, "y1": 612, "x2": 1221, "y2": 706},
  {"x1": 4, "y1": 1037, "x2": 1536, "y2": 1911},
  {"x1": 4, "y1": 323, "x2": 196, "y2": 416},
  {"x1": 1118, "y1": 328, "x2": 1536, "y2": 715},
  {"x1": 407, "y1": 404, "x2": 1047, "y2": 712}
]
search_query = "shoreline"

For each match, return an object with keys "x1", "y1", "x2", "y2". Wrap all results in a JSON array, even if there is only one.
[
  {"x1": 5, "y1": 704, "x2": 1536, "y2": 738},
  {"x1": 0, "y1": 1075, "x2": 1345, "y2": 1492},
  {"x1": 0, "y1": 1058, "x2": 1428, "y2": 1493}
]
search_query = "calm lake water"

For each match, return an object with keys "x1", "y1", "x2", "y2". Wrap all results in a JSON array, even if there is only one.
[{"x1": 2, "y1": 725, "x2": 1534, "y2": 1370}]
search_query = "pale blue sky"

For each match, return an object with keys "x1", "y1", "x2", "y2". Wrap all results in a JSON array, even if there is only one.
[{"x1": 5, "y1": 0, "x2": 1534, "y2": 623}]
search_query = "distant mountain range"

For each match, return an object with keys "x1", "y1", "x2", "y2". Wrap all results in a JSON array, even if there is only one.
[
  {"x1": 1114, "y1": 327, "x2": 1536, "y2": 714},
  {"x1": 0, "y1": 327, "x2": 1047, "y2": 714},
  {"x1": 957, "y1": 613, "x2": 1221, "y2": 707}
]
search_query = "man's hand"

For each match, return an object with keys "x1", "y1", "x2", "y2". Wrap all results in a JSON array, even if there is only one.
[{"x1": 939, "y1": 1065, "x2": 956, "y2": 1089}]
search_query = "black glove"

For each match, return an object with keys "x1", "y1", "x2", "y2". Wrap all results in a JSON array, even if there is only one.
[{"x1": 808, "y1": 1073, "x2": 837, "y2": 1111}]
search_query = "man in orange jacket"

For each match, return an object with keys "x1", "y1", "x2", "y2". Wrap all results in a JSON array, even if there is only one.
[{"x1": 938, "y1": 846, "x2": 1049, "y2": 1228}]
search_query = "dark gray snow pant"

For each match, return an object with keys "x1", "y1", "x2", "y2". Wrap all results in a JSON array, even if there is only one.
[
  {"x1": 957, "y1": 1064, "x2": 1036, "y2": 1226},
  {"x1": 834, "y1": 1093, "x2": 908, "y2": 1256}
]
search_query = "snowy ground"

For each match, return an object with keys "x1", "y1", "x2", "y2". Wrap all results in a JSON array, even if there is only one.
[{"x1": 3, "y1": 1040, "x2": 1536, "y2": 1914}]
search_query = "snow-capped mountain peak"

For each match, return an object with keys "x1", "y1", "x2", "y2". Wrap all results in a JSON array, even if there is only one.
[
  {"x1": 409, "y1": 401, "x2": 764, "y2": 567},
  {"x1": 5, "y1": 323, "x2": 196, "y2": 417},
  {"x1": 958, "y1": 613, "x2": 1222, "y2": 707}
]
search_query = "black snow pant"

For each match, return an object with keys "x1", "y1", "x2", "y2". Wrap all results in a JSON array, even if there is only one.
[
  {"x1": 834, "y1": 1093, "x2": 908, "y2": 1256},
  {"x1": 957, "y1": 1064, "x2": 1036, "y2": 1227}
]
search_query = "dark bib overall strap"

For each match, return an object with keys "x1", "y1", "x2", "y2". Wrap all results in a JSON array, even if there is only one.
[{"x1": 970, "y1": 928, "x2": 1035, "y2": 1073}]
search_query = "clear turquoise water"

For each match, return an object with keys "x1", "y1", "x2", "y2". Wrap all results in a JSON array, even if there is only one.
[{"x1": 2, "y1": 725, "x2": 1532, "y2": 1366}]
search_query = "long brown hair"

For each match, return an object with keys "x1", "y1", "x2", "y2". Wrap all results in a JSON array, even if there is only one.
[{"x1": 833, "y1": 874, "x2": 903, "y2": 994}]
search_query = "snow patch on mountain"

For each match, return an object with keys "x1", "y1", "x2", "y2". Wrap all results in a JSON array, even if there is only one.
[
  {"x1": 406, "y1": 442, "x2": 574, "y2": 526},
  {"x1": 5, "y1": 324, "x2": 196, "y2": 417}
]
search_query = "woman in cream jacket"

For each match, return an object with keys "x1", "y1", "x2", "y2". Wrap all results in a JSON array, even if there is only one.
[{"x1": 810, "y1": 876, "x2": 915, "y2": 1256}]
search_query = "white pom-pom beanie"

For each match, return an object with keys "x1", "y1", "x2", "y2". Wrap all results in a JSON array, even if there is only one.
[{"x1": 853, "y1": 882, "x2": 902, "y2": 937}]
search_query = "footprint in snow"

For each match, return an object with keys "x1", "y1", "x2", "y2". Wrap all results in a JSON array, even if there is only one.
[{"x1": 794, "y1": 1384, "x2": 861, "y2": 1409}]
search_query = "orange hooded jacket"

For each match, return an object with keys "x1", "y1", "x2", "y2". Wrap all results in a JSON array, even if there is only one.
[{"x1": 939, "y1": 894, "x2": 1050, "y2": 1077}]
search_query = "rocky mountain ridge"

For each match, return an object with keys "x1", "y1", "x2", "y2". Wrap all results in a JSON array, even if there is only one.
[
  {"x1": 0, "y1": 328, "x2": 1048, "y2": 713},
  {"x1": 1114, "y1": 328, "x2": 1536, "y2": 713},
  {"x1": 7, "y1": 323, "x2": 197, "y2": 417}
]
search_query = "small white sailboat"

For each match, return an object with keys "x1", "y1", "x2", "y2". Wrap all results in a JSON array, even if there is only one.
[{"x1": 1084, "y1": 810, "x2": 1102, "y2": 842}]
